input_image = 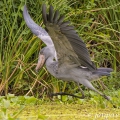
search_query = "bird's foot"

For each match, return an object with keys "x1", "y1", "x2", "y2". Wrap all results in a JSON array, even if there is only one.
[
  {"x1": 102, "y1": 95, "x2": 117, "y2": 108},
  {"x1": 103, "y1": 94, "x2": 111, "y2": 101}
]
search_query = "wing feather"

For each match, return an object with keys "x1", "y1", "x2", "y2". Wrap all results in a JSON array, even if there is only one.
[
  {"x1": 42, "y1": 5, "x2": 47, "y2": 25},
  {"x1": 23, "y1": 5, "x2": 58, "y2": 60},
  {"x1": 60, "y1": 21, "x2": 70, "y2": 27},
  {"x1": 53, "y1": 10, "x2": 59, "y2": 23},
  {"x1": 57, "y1": 15, "x2": 65, "y2": 24},
  {"x1": 49, "y1": 5, "x2": 53, "y2": 22},
  {"x1": 42, "y1": 4, "x2": 96, "y2": 70}
]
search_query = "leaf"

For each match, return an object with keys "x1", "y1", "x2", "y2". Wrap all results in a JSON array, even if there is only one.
[{"x1": 3, "y1": 99, "x2": 10, "y2": 108}]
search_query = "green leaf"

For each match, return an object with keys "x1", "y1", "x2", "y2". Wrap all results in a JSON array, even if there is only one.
[{"x1": 3, "y1": 99, "x2": 10, "y2": 108}]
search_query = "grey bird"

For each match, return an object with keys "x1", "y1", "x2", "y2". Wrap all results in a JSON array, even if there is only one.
[{"x1": 23, "y1": 4, "x2": 113, "y2": 100}]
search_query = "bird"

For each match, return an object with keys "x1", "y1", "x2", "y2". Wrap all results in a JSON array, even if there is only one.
[{"x1": 23, "y1": 4, "x2": 113, "y2": 100}]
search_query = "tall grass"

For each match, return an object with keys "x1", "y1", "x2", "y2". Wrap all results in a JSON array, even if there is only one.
[{"x1": 0, "y1": 0, "x2": 120, "y2": 97}]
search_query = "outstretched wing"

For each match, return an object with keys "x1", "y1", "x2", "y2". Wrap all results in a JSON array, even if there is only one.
[
  {"x1": 42, "y1": 4, "x2": 96, "y2": 70},
  {"x1": 23, "y1": 5, "x2": 57, "y2": 60}
]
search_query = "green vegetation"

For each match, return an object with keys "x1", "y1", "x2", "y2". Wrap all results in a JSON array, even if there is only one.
[
  {"x1": 0, "y1": 0, "x2": 120, "y2": 119},
  {"x1": 0, "y1": 94, "x2": 120, "y2": 120}
]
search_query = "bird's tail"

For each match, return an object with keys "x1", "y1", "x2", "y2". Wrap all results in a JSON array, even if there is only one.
[{"x1": 92, "y1": 67, "x2": 113, "y2": 76}]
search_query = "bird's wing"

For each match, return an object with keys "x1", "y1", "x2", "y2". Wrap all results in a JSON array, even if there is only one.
[
  {"x1": 42, "y1": 4, "x2": 96, "y2": 70},
  {"x1": 23, "y1": 5, "x2": 57, "y2": 60}
]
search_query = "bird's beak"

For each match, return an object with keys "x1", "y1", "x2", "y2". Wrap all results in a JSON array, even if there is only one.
[{"x1": 35, "y1": 54, "x2": 45, "y2": 72}]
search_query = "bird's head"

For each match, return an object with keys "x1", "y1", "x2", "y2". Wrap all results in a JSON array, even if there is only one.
[{"x1": 35, "y1": 47, "x2": 54, "y2": 72}]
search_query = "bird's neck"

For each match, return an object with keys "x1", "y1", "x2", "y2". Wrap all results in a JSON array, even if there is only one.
[{"x1": 45, "y1": 55, "x2": 59, "y2": 77}]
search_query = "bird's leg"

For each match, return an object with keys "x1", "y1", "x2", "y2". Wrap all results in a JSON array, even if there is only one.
[
  {"x1": 92, "y1": 88, "x2": 110, "y2": 101},
  {"x1": 77, "y1": 83, "x2": 85, "y2": 99},
  {"x1": 83, "y1": 81, "x2": 117, "y2": 108},
  {"x1": 80, "y1": 80, "x2": 110, "y2": 100}
]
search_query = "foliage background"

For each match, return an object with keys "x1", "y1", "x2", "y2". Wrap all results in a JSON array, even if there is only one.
[{"x1": 0, "y1": 0, "x2": 120, "y2": 98}]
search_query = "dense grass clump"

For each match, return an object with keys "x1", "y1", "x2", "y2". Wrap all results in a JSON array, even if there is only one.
[{"x1": 0, "y1": 0, "x2": 120, "y2": 98}]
